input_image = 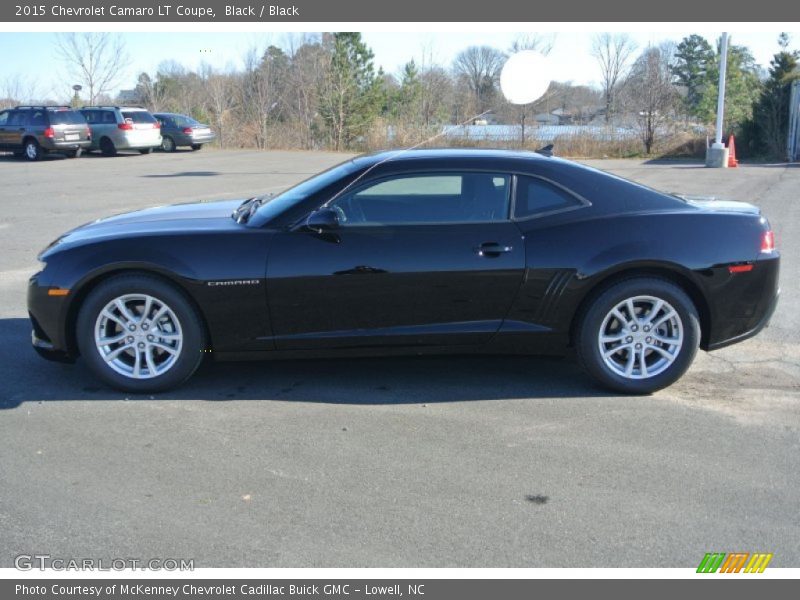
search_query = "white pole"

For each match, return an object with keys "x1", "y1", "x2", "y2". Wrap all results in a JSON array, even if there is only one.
[{"x1": 713, "y1": 33, "x2": 729, "y2": 148}]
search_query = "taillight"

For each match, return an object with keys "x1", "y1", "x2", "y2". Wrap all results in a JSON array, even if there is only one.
[
  {"x1": 183, "y1": 127, "x2": 193, "y2": 134},
  {"x1": 43, "y1": 127, "x2": 55, "y2": 138},
  {"x1": 761, "y1": 230, "x2": 775, "y2": 253},
  {"x1": 118, "y1": 122, "x2": 133, "y2": 130},
  {"x1": 153, "y1": 122, "x2": 161, "y2": 129}
]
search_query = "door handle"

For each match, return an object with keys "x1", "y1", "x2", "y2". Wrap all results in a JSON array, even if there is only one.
[{"x1": 475, "y1": 242, "x2": 512, "y2": 257}]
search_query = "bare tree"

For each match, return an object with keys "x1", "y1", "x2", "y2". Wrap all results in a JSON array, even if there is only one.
[
  {"x1": 1, "y1": 74, "x2": 40, "y2": 107},
  {"x1": 55, "y1": 33, "x2": 130, "y2": 104},
  {"x1": 199, "y1": 65, "x2": 236, "y2": 149},
  {"x1": 509, "y1": 33, "x2": 555, "y2": 56},
  {"x1": 622, "y1": 43, "x2": 680, "y2": 154},
  {"x1": 591, "y1": 33, "x2": 637, "y2": 124},
  {"x1": 285, "y1": 38, "x2": 327, "y2": 148},
  {"x1": 453, "y1": 46, "x2": 507, "y2": 112},
  {"x1": 239, "y1": 46, "x2": 287, "y2": 149}
]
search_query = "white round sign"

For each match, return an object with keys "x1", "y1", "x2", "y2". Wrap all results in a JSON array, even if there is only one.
[{"x1": 500, "y1": 50, "x2": 553, "y2": 105}]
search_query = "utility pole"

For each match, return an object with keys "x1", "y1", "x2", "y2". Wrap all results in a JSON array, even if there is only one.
[{"x1": 705, "y1": 33, "x2": 730, "y2": 167}]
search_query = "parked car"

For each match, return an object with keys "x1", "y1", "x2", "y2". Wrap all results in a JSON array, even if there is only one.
[
  {"x1": 0, "y1": 105, "x2": 90, "y2": 160},
  {"x1": 80, "y1": 106, "x2": 161, "y2": 156},
  {"x1": 28, "y1": 149, "x2": 779, "y2": 394},
  {"x1": 153, "y1": 113, "x2": 216, "y2": 152}
]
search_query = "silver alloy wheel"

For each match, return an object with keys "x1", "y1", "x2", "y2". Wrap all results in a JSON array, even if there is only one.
[
  {"x1": 25, "y1": 142, "x2": 38, "y2": 160},
  {"x1": 94, "y1": 293, "x2": 183, "y2": 379},
  {"x1": 597, "y1": 295, "x2": 683, "y2": 380}
]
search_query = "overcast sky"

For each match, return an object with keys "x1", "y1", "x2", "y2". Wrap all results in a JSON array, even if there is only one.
[{"x1": 0, "y1": 30, "x2": 795, "y2": 100}]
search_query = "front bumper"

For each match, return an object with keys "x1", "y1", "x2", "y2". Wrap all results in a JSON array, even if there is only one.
[{"x1": 27, "y1": 271, "x2": 76, "y2": 363}]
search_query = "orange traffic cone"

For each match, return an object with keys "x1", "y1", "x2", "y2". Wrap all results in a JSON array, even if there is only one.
[{"x1": 727, "y1": 134, "x2": 739, "y2": 168}]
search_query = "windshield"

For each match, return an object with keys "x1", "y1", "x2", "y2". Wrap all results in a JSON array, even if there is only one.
[{"x1": 248, "y1": 159, "x2": 362, "y2": 224}]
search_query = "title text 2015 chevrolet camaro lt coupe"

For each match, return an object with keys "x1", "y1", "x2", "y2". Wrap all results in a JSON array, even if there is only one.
[{"x1": 28, "y1": 149, "x2": 779, "y2": 394}]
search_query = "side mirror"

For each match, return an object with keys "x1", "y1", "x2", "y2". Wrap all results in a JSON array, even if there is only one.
[{"x1": 305, "y1": 208, "x2": 340, "y2": 233}]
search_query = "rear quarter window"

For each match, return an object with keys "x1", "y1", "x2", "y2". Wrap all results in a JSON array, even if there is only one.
[{"x1": 514, "y1": 175, "x2": 583, "y2": 219}]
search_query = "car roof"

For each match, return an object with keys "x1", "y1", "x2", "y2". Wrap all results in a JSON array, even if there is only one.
[{"x1": 350, "y1": 148, "x2": 560, "y2": 172}]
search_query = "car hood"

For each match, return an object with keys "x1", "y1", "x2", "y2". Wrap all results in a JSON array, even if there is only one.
[{"x1": 41, "y1": 199, "x2": 245, "y2": 258}]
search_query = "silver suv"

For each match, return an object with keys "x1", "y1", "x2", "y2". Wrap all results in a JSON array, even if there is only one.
[{"x1": 80, "y1": 106, "x2": 162, "y2": 156}]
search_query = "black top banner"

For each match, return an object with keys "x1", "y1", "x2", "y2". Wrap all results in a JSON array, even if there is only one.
[{"x1": 4, "y1": 0, "x2": 799, "y2": 22}]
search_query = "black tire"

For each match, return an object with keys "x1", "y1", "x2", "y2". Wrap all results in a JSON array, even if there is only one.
[
  {"x1": 23, "y1": 138, "x2": 43, "y2": 161},
  {"x1": 76, "y1": 274, "x2": 206, "y2": 393},
  {"x1": 139, "y1": 147, "x2": 154, "y2": 154},
  {"x1": 161, "y1": 136, "x2": 176, "y2": 152},
  {"x1": 99, "y1": 137, "x2": 117, "y2": 156},
  {"x1": 575, "y1": 277, "x2": 700, "y2": 394},
  {"x1": 191, "y1": 144, "x2": 203, "y2": 151},
  {"x1": 65, "y1": 148, "x2": 82, "y2": 158}
]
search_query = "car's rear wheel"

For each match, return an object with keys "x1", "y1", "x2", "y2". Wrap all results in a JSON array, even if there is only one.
[
  {"x1": 76, "y1": 274, "x2": 205, "y2": 392},
  {"x1": 139, "y1": 147, "x2": 154, "y2": 154},
  {"x1": 99, "y1": 137, "x2": 117, "y2": 156},
  {"x1": 576, "y1": 278, "x2": 700, "y2": 394},
  {"x1": 191, "y1": 144, "x2": 203, "y2": 151},
  {"x1": 161, "y1": 136, "x2": 176, "y2": 152},
  {"x1": 24, "y1": 138, "x2": 43, "y2": 161}
]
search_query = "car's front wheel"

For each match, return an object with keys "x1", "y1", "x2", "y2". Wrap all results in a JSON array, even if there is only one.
[
  {"x1": 76, "y1": 274, "x2": 206, "y2": 392},
  {"x1": 576, "y1": 278, "x2": 700, "y2": 394}
]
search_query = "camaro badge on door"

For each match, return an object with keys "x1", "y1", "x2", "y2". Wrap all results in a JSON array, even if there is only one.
[{"x1": 206, "y1": 280, "x2": 260, "y2": 287}]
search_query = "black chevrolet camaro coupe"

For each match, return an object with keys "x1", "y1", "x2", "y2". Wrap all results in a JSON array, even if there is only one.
[{"x1": 28, "y1": 149, "x2": 779, "y2": 394}]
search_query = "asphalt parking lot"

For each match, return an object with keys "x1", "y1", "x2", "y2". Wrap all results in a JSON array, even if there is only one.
[{"x1": 0, "y1": 149, "x2": 798, "y2": 568}]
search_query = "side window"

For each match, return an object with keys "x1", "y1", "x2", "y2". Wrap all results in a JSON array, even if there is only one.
[
  {"x1": 514, "y1": 175, "x2": 582, "y2": 219},
  {"x1": 0, "y1": 111, "x2": 8, "y2": 126},
  {"x1": 29, "y1": 110, "x2": 46, "y2": 126},
  {"x1": 82, "y1": 110, "x2": 96, "y2": 124},
  {"x1": 331, "y1": 173, "x2": 511, "y2": 226},
  {"x1": 102, "y1": 111, "x2": 117, "y2": 124},
  {"x1": 9, "y1": 110, "x2": 28, "y2": 127}
]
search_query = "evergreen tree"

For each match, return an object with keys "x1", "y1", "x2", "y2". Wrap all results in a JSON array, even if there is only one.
[
  {"x1": 696, "y1": 40, "x2": 762, "y2": 133},
  {"x1": 751, "y1": 34, "x2": 799, "y2": 158},
  {"x1": 671, "y1": 35, "x2": 714, "y2": 116},
  {"x1": 318, "y1": 32, "x2": 385, "y2": 150}
]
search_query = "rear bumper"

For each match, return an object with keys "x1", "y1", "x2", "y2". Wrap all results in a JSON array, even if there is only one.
[
  {"x1": 707, "y1": 287, "x2": 779, "y2": 350},
  {"x1": 704, "y1": 255, "x2": 780, "y2": 350},
  {"x1": 43, "y1": 140, "x2": 92, "y2": 151},
  {"x1": 118, "y1": 133, "x2": 162, "y2": 150},
  {"x1": 174, "y1": 132, "x2": 216, "y2": 146}
]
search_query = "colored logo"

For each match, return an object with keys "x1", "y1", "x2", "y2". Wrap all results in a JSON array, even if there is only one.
[{"x1": 697, "y1": 552, "x2": 773, "y2": 573}]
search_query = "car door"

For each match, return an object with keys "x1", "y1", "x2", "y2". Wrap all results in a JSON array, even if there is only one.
[
  {"x1": 0, "y1": 110, "x2": 11, "y2": 148},
  {"x1": 4, "y1": 110, "x2": 28, "y2": 149},
  {"x1": 265, "y1": 171, "x2": 525, "y2": 350}
]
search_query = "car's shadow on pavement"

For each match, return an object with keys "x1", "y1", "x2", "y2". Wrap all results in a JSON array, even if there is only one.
[{"x1": 0, "y1": 318, "x2": 602, "y2": 409}]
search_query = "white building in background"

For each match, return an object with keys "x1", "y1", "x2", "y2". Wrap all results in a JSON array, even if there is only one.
[{"x1": 789, "y1": 81, "x2": 800, "y2": 161}]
